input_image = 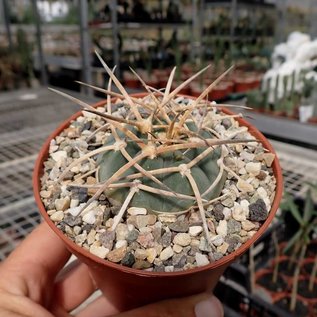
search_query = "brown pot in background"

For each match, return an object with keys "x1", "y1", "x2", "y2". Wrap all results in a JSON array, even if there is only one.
[{"x1": 33, "y1": 93, "x2": 283, "y2": 312}]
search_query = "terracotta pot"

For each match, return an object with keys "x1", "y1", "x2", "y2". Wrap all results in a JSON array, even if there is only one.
[
  {"x1": 33, "y1": 93, "x2": 283, "y2": 312},
  {"x1": 233, "y1": 78, "x2": 255, "y2": 93}
]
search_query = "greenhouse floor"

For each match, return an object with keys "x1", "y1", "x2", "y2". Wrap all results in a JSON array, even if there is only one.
[{"x1": 0, "y1": 87, "x2": 316, "y2": 315}]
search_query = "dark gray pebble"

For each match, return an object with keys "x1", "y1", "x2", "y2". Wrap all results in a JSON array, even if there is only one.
[{"x1": 249, "y1": 199, "x2": 268, "y2": 222}]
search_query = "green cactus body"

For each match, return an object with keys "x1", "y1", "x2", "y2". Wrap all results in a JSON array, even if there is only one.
[{"x1": 97, "y1": 120, "x2": 226, "y2": 213}]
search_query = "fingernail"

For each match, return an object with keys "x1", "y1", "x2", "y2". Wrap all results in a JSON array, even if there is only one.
[{"x1": 195, "y1": 295, "x2": 223, "y2": 317}]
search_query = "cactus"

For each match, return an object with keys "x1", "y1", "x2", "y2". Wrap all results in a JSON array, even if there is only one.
[{"x1": 50, "y1": 52, "x2": 254, "y2": 244}]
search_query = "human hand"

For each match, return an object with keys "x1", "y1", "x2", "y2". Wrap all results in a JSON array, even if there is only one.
[{"x1": 0, "y1": 222, "x2": 223, "y2": 317}]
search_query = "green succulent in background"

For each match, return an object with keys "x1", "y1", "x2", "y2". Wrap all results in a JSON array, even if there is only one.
[
  {"x1": 280, "y1": 186, "x2": 317, "y2": 312},
  {"x1": 246, "y1": 89, "x2": 264, "y2": 110}
]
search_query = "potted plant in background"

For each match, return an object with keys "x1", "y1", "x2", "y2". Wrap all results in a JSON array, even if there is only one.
[{"x1": 33, "y1": 52, "x2": 283, "y2": 312}]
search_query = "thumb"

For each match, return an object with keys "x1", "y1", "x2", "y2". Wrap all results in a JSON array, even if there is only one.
[{"x1": 115, "y1": 293, "x2": 223, "y2": 317}]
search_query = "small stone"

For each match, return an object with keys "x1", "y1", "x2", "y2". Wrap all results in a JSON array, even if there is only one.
[
  {"x1": 207, "y1": 219, "x2": 216, "y2": 233},
  {"x1": 152, "y1": 224, "x2": 162, "y2": 241},
  {"x1": 132, "y1": 260, "x2": 152, "y2": 270},
  {"x1": 227, "y1": 219, "x2": 242, "y2": 234},
  {"x1": 73, "y1": 226, "x2": 82, "y2": 236},
  {"x1": 55, "y1": 197, "x2": 70, "y2": 211},
  {"x1": 127, "y1": 207, "x2": 147, "y2": 216},
  {"x1": 164, "y1": 266, "x2": 175, "y2": 272},
  {"x1": 90, "y1": 244, "x2": 109, "y2": 258},
  {"x1": 99, "y1": 230, "x2": 115, "y2": 250},
  {"x1": 115, "y1": 240, "x2": 128, "y2": 249},
  {"x1": 240, "y1": 151, "x2": 255, "y2": 161},
  {"x1": 50, "y1": 210, "x2": 64, "y2": 222},
  {"x1": 168, "y1": 220, "x2": 189, "y2": 233},
  {"x1": 226, "y1": 235, "x2": 241, "y2": 253},
  {"x1": 237, "y1": 179, "x2": 254, "y2": 193},
  {"x1": 245, "y1": 162, "x2": 261, "y2": 176},
  {"x1": 82, "y1": 210, "x2": 96, "y2": 224},
  {"x1": 195, "y1": 253, "x2": 210, "y2": 267},
  {"x1": 77, "y1": 188, "x2": 88, "y2": 203},
  {"x1": 135, "y1": 248, "x2": 148, "y2": 260},
  {"x1": 249, "y1": 199, "x2": 268, "y2": 222},
  {"x1": 137, "y1": 232, "x2": 154, "y2": 248},
  {"x1": 240, "y1": 199, "x2": 250, "y2": 216},
  {"x1": 221, "y1": 198, "x2": 234, "y2": 208},
  {"x1": 241, "y1": 220, "x2": 256, "y2": 231},
  {"x1": 67, "y1": 206, "x2": 81, "y2": 217},
  {"x1": 186, "y1": 255, "x2": 195, "y2": 264},
  {"x1": 146, "y1": 248, "x2": 157, "y2": 263},
  {"x1": 199, "y1": 237, "x2": 212, "y2": 252},
  {"x1": 262, "y1": 153, "x2": 275, "y2": 167},
  {"x1": 247, "y1": 230, "x2": 257, "y2": 238},
  {"x1": 216, "y1": 220, "x2": 228, "y2": 236},
  {"x1": 217, "y1": 242, "x2": 229, "y2": 254},
  {"x1": 232, "y1": 203, "x2": 246, "y2": 221},
  {"x1": 126, "y1": 229, "x2": 139, "y2": 242},
  {"x1": 172, "y1": 253, "x2": 184, "y2": 266},
  {"x1": 75, "y1": 232, "x2": 87, "y2": 245},
  {"x1": 40, "y1": 190, "x2": 52, "y2": 198},
  {"x1": 257, "y1": 170, "x2": 267, "y2": 181},
  {"x1": 173, "y1": 244, "x2": 183, "y2": 253},
  {"x1": 158, "y1": 214, "x2": 177, "y2": 223},
  {"x1": 212, "y1": 204, "x2": 225, "y2": 221},
  {"x1": 87, "y1": 229, "x2": 96, "y2": 245},
  {"x1": 70, "y1": 199, "x2": 79, "y2": 208},
  {"x1": 222, "y1": 207, "x2": 232, "y2": 220},
  {"x1": 51, "y1": 150, "x2": 67, "y2": 162},
  {"x1": 107, "y1": 246, "x2": 127, "y2": 263},
  {"x1": 257, "y1": 187, "x2": 268, "y2": 199},
  {"x1": 135, "y1": 215, "x2": 157, "y2": 229},
  {"x1": 116, "y1": 223, "x2": 129, "y2": 240},
  {"x1": 160, "y1": 246, "x2": 174, "y2": 261},
  {"x1": 121, "y1": 252, "x2": 135, "y2": 267},
  {"x1": 210, "y1": 235, "x2": 224, "y2": 247},
  {"x1": 161, "y1": 231, "x2": 172, "y2": 247},
  {"x1": 63, "y1": 213, "x2": 82, "y2": 227},
  {"x1": 173, "y1": 233, "x2": 191, "y2": 247},
  {"x1": 189, "y1": 226, "x2": 203, "y2": 237}
]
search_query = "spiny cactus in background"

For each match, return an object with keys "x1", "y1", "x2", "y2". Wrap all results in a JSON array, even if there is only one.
[{"x1": 50, "y1": 51, "x2": 254, "y2": 245}]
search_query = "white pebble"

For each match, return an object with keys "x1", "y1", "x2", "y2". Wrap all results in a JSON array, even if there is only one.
[
  {"x1": 160, "y1": 246, "x2": 174, "y2": 261},
  {"x1": 50, "y1": 210, "x2": 64, "y2": 222},
  {"x1": 127, "y1": 207, "x2": 147, "y2": 216},
  {"x1": 70, "y1": 199, "x2": 79, "y2": 208},
  {"x1": 158, "y1": 214, "x2": 177, "y2": 223},
  {"x1": 210, "y1": 235, "x2": 224, "y2": 247},
  {"x1": 164, "y1": 266, "x2": 175, "y2": 272},
  {"x1": 189, "y1": 226, "x2": 203, "y2": 237},
  {"x1": 245, "y1": 162, "x2": 261, "y2": 176},
  {"x1": 115, "y1": 240, "x2": 128, "y2": 249},
  {"x1": 216, "y1": 220, "x2": 228, "y2": 236},
  {"x1": 173, "y1": 233, "x2": 191, "y2": 247},
  {"x1": 222, "y1": 207, "x2": 232, "y2": 220},
  {"x1": 232, "y1": 202, "x2": 247, "y2": 221},
  {"x1": 173, "y1": 244, "x2": 183, "y2": 253},
  {"x1": 90, "y1": 244, "x2": 109, "y2": 258},
  {"x1": 68, "y1": 206, "x2": 81, "y2": 217},
  {"x1": 237, "y1": 179, "x2": 254, "y2": 193},
  {"x1": 51, "y1": 150, "x2": 67, "y2": 162},
  {"x1": 257, "y1": 187, "x2": 268, "y2": 199},
  {"x1": 195, "y1": 253, "x2": 210, "y2": 267},
  {"x1": 83, "y1": 210, "x2": 96, "y2": 224}
]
